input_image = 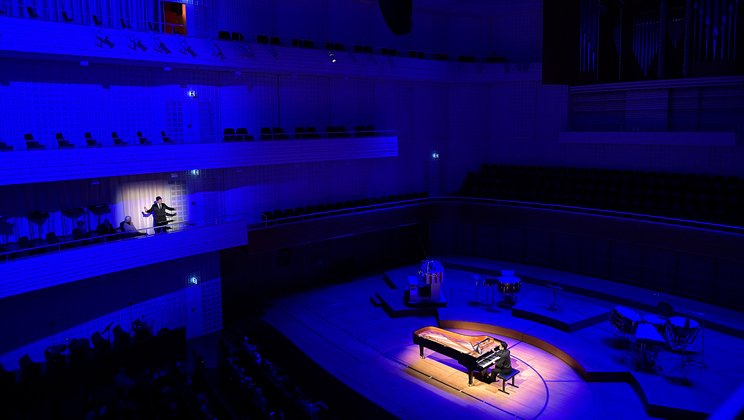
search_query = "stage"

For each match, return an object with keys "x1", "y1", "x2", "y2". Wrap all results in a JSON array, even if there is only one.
[{"x1": 262, "y1": 257, "x2": 744, "y2": 419}]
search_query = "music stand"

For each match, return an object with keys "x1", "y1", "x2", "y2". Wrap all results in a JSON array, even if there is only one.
[
  {"x1": 687, "y1": 312, "x2": 707, "y2": 368},
  {"x1": 546, "y1": 284, "x2": 562, "y2": 311}
]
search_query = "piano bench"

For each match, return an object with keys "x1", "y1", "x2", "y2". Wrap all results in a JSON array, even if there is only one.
[{"x1": 496, "y1": 369, "x2": 520, "y2": 394}]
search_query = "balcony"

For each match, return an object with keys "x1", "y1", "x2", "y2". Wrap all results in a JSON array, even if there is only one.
[
  {"x1": 0, "y1": 220, "x2": 247, "y2": 299},
  {"x1": 0, "y1": 136, "x2": 399, "y2": 186}
]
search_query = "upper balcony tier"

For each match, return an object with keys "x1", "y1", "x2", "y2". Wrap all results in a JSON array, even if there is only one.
[
  {"x1": 0, "y1": 135, "x2": 398, "y2": 186},
  {"x1": 0, "y1": 16, "x2": 541, "y2": 83}
]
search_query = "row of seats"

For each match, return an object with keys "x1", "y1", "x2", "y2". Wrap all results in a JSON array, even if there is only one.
[
  {"x1": 7, "y1": 9, "x2": 509, "y2": 64},
  {"x1": 261, "y1": 191, "x2": 428, "y2": 224},
  {"x1": 223, "y1": 125, "x2": 382, "y2": 142},
  {"x1": 460, "y1": 164, "x2": 744, "y2": 226},
  {"x1": 2, "y1": 5, "x2": 179, "y2": 34},
  {"x1": 0, "y1": 323, "x2": 218, "y2": 419},
  {"x1": 214, "y1": 32, "x2": 509, "y2": 64},
  {"x1": 1, "y1": 131, "x2": 175, "y2": 151}
]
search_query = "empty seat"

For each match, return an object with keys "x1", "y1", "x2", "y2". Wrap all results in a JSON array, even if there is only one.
[
  {"x1": 161, "y1": 130, "x2": 175, "y2": 144},
  {"x1": 45, "y1": 232, "x2": 60, "y2": 244},
  {"x1": 295, "y1": 127, "x2": 307, "y2": 139},
  {"x1": 257, "y1": 35, "x2": 269, "y2": 44},
  {"x1": 260, "y1": 127, "x2": 272, "y2": 140},
  {"x1": 137, "y1": 131, "x2": 152, "y2": 145},
  {"x1": 235, "y1": 127, "x2": 253, "y2": 140},
  {"x1": 18, "y1": 236, "x2": 33, "y2": 249},
  {"x1": 224, "y1": 128, "x2": 238, "y2": 142},
  {"x1": 0, "y1": 141, "x2": 14, "y2": 151},
  {"x1": 306, "y1": 126, "x2": 320, "y2": 139},
  {"x1": 272, "y1": 127, "x2": 288, "y2": 140},
  {"x1": 24, "y1": 133, "x2": 45, "y2": 149},
  {"x1": 84, "y1": 132, "x2": 101, "y2": 147},
  {"x1": 270, "y1": 36, "x2": 280, "y2": 45},
  {"x1": 231, "y1": 32, "x2": 244, "y2": 41},
  {"x1": 55, "y1": 133, "x2": 75, "y2": 148},
  {"x1": 218, "y1": 31, "x2": 231, "y2": 40},
  {"x1": 111, "y1": 132, "x2": 127, "y2": 146}
]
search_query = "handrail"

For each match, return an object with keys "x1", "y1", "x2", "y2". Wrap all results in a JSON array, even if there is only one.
[
  {"x1": 250, "y1": 196, "x2": 744, "y2": 236},
  {"x1": 0, "y1": 221, "x2": 188, "y2": 262}
]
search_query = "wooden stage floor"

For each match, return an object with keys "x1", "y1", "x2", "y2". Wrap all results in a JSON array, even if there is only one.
[{"x1": 262, "y1": 257, "x2": 743, "y2": 419}]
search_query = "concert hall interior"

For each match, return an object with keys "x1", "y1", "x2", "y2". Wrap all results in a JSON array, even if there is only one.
[{"x1": 1, "y1": 0, "x2": 743, "y2": 418}]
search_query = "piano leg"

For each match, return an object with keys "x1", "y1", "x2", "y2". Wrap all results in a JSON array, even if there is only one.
[
  {"x1": 419, "y1": 345, "x2": 424, "y2": 359},
  {"x1": 468, "y1": 371, "x2": 474, "y2": 386}
]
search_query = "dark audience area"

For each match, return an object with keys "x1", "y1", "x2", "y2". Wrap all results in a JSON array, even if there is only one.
[
  {"x1": 460, "y1": 164, "x2": 744, "y2": 227},
  {"x1": 217, "y1": 321, "x2": 391, "y2": 419},
  {"x1": 261, "y1": 191, "x2": 428, "y2": 225},
  {"x1": 0, "y1": 323, "x2": 221, "y2": 419}
]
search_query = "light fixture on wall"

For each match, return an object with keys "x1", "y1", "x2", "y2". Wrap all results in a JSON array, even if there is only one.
[
  {"x1": 186, "y1": 89, "x2": 197, "y2": 98},
  {"x1": 328, "y1": 50, "x2": 337, "y2": 63},
  {"x1": 431, "y1": 151, "x2": 440, "y2": 160},
  {"x1": 187, "y1": 273, "x2": 200, "y2": 286},
  {"x1": 189, "y1": 169, "x2": 200, "y2": 176}
]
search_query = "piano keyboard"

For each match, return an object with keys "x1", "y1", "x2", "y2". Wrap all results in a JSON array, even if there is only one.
[{"x1": 476, "y1": 351, "x2": 501, "y2": 368}]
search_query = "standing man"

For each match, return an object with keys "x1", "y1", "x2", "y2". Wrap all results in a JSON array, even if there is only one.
[{"x1": 143, "y1": 196, "x2": 176, "y2": 233}]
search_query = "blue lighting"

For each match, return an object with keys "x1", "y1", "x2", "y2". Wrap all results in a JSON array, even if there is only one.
[
  {"x1": 431, "y1": 151, "x2": 440, "y2": 160},
  {"x1": 189, "y1": 169, "x2": 200, "y2": 176},
  {"x1": 187, "y1": 275, "x2": 199, "y2": 286},
  {"x1": 187, "y1": 89, "x2": 197, "y2": 98}
]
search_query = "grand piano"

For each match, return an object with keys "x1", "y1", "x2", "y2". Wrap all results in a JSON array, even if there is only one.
[{"x1": 413, "y1": 326, "x2": 501, "y2": 385}]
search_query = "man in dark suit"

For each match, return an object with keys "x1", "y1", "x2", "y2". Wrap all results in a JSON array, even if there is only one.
[
  {"x1": 143, "y1": 196, "x2": 176, "y2": 233},
  {"x1": 488, "y1": 340, "x2": 512, "y2": 380}
]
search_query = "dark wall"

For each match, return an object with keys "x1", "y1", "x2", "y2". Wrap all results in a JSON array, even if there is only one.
[
  {"x1": 223, "y1": 199, "x2": 743, "y2": 317},
  {"x1": 220, "y1": 223, "x2": 428, "y2": 322},
  {"x1": 428, "y1": 201, "x2": 744, "y2": 310},
  {"x1": 0, "y1": 253, "x2": 219, "y2": 355}
]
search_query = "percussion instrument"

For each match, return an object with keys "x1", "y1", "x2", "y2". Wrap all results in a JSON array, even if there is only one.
[
  {"x1": 496, "y1": 271, "x2": 521, "y2": 306},
  {"x1": 665, "y1": 316, "x2": 700, "y2": 349},
  {"x1": 610, "y1": 306, "x2": 641, "y2": 336}
]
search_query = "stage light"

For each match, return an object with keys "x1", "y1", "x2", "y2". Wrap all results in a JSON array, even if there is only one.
[
  {"x1": 187, "y1": 89, "x2": 197, "y2": 98},
  {"x1": 328, "y1": 51, "x2": 336, "y2": 63},
  {"x1": 187, "y1": 274, "x2": 199, "y2": 286},
  {"x1": 431, "y1": 151, "x2": 440, "y2": 160},
  {"x1": 189, "y1": 169, "x2": 200, "y2": 176}
]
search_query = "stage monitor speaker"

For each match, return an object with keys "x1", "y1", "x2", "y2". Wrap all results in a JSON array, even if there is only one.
[{"x1": 378, "y1": 0, "x2": 412, "y2": 35}]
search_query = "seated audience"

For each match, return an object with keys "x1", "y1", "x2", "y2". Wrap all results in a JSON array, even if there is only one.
[
  {"x1": 96, "y1": 219, "x2": 116, "y2": 235},
  {"x1": 72, "y1": 221, "x2": 90, "y2": 240},
  {"x1": 120, "y1": 216, "x2": 138, "y2": 233}
]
